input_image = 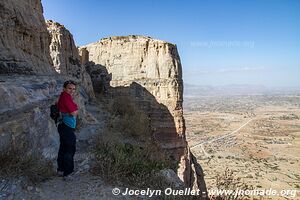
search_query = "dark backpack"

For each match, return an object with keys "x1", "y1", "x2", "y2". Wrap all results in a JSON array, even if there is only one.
[{"x1": 50, "y1": 104, "x2": 60, "y2": 124}]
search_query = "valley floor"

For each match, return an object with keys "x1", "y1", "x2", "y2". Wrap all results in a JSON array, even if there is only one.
[{"x1": 185, "y1": 95, "x2": 300, "y2": 200}]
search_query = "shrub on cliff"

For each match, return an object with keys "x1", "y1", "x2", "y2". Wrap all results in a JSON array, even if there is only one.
[
  {"x1": 106, "y1": 95, "x2": 152, "y2": 139},
  {"x1": 92, "y1": 95, "x2": 177, "y2": 187},
  {"x1": 0, "y1": 145, "x2": 55, "y2": 184},
  {"x1": 92, "y1": 138, "x2": 173, "y2": 184}
]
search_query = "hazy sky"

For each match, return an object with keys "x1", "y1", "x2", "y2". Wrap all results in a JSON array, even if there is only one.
[{"x1": 42, "y1": 0, "x2": 300, "y2": 87}]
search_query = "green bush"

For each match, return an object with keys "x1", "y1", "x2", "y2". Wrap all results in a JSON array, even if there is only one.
[
  {"x1": 93, "y1": 95, "x2": 178, "y2": 187},
  {"x1": 92, "y1": 138, "x2": 174, "y2": 185},
  {"x1": 107, "y1": 96, "x2": 152, "y2": 139}
]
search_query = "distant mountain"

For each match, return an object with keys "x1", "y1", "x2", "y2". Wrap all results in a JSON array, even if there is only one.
[{"x1": 184, "y1": 84, "x2": 300, "y2": 96}]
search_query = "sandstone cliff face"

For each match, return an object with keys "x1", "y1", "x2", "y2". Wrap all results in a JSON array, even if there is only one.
[
  {"x1": 0, "y1": 76, "x2": 62, "y2": 156},
  {"x1": 46, "y1": 20, "x2": 81, "y2": 77},
  {"x1": 0, "y1": 0, "x2": 55, "y2": 75},
  {"x1": 0, "y1": 75, "x2": 95, "y2": 157},
  {"x1": 80, "y1": 36, "x2": 206, "y2": 191},
  {"x1": 81, "y1": 35, "x2": 185, "y2": 145},
  {"x1": 46, "y1": 20, "x2": 94, "y2": 99},
  {"x1": 0, "y1": 0, "x2": 93, "y2": 158}
]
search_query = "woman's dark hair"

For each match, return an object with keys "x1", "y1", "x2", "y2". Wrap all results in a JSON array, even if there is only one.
[{"x1": 63, "y1": 80, "x2": 77, "y2": 88}]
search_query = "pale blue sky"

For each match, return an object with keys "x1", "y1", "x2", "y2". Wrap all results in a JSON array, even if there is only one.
[{"x1": 42, "y1": 0, "x2": 300, "y2": 87}]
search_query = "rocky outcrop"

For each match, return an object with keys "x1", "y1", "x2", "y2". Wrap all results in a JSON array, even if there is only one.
[
  {"x1": 0, "y1": 0, "x2": 94, "y2": 157},
  {"x1": 79, "y1": 48, "x2": 89, "y2": 66},
  {"x1": 0, "y1": 76, "x2": 62, "y2": 156},
  {"x1": 46, "y1": 20, "x2": 94, "y2": 99},
  {"x1": 79, "y1": 35, "x2": 206, "y2": 191},
  {"x1": 0, "y1": 74, "x2": 96, "y2": 155},
  {"x1": 80, "y1": 35, "x2": 185, "y2": 143},
  {"x1": 46, "y1": 20, "x2": 81, "y2": 77},
  {"x1": 0, "y1": 0, "x2": 55, "y2": 75},
  {"x1": 0, "y1": 0, "x2": 58, "y2": 156}
]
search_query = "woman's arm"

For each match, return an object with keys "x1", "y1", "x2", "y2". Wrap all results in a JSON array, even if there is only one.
[{"x1": 70, "y1": 110, "x2": 78, "y2": 116}]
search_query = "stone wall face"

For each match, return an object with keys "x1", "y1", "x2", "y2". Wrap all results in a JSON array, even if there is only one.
[
  {"x1": 80, "y1": 35, "x2": 185, "y2": 147},
  {"x1": 46, "y1": 20, "x2": 81, "y2": 78},
  {"x1": 0, "y1": 76, "x2": 63, "y2": 157},
  {"x1": 0, "y1": 74, "x2": 92, "y2": 159},
  {"x1": 46, "y1": 20, "x2": 95, "y2": 99},
  {"x1": 80, "y1": 36, "x2": 206, "y2": 190},
  {"x1": 0, "y1": 0, "x2": 94, "y2": 158},
  {"x1": 0, "y1": 0, "x2": 55, "y2": 75}
]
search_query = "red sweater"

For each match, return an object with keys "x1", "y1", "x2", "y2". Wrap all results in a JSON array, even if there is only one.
[{"x1": 57, "y1": 91, "x2": 78, "y2": 113}]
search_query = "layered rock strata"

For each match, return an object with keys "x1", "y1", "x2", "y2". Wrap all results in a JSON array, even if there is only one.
[
  {"x1": 0, "y1": 0, "x2": 55, "y2": 75},
  {"x1": 80, "y1": 36, "x2": 206, "y2": 191},
  {"x1": 0, "y1": 0, "x2": 93, "y2": 158},
  {"x1": 80, "y1": 36, "x2": 185, "y2": 144},
  {"x1": 46, "y1": 20, "x2": 81, "y2": 77},
  {"x1": 46, "y1": 20, "x2": 94, "y2": 99},
  {"x1": 0, "y1": 76, "x2": 62, "y2": 156}
]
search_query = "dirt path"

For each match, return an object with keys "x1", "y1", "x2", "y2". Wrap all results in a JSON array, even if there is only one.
[{"x1": 190, "y1": 118, "x2": 253, "y2": 150}]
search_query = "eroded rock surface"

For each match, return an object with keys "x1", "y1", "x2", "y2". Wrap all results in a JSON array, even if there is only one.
[
  {"x1": 46, "y1": 20, "x2": 81, "y2": 77},
  {"x1": 0, "y1": 0, "x2": 55, "y2": 75},
  {"x1": 0, "y1": 0, "x2": 94, "y2": 157},
  {"x1": 46, "y1": 20, "x2": 94, "y2": 99},
  {"x1": 80, "y1": 35, "x2": 185, "y2": 145},
  {"x1": 0, "y1": 76, "x2": 63, "y2": 156},
  {"x1": 80, "y1": 35, "x2": 206, "y2": 191}
]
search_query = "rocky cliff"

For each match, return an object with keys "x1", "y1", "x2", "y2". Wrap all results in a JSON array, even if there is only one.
[
  {"x1": 0, "y1": 76, "x2": 63, "y2": 155},
  {"x1": 0, "y1": 0, "x2": 59, "y2": 157},
  {"x1": 0, "y1": 0, "x2": 55, "y2": 75},
  {"x1": 80, "y1": 36, "x2": 206, "y2": 191},
  {"x1": 80, "y1": 36, "x2": 185, "y2": 144},
  {"x1": 0, "y1": 0, "x2": 206, "y2": 196},
  {"x1": 0, "y1": 0, "x2": 93, "y2": 157},
  {"x1": 46, "y1": 20, "x2": 94, "y2": 100},
  {"x1": 46, "y1": 20, "x2": 81, "y2": 78}
]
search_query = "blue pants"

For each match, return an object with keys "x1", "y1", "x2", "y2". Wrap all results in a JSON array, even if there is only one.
[{"x1": 57, "y1": 123, "x2": 76, "y2": 176}]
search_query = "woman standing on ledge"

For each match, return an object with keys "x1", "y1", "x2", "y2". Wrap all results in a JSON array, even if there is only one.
[{"x1": 57, "y1": 80, "x2": 78, "y2": 180}]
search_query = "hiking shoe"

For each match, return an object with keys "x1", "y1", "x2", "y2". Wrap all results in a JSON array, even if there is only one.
[
  {"x1": 63, "y1": 173, "x2": 77, "y2": 181},
  {"x1": 57, "y1": 171, "x2": 64, "y2": 177}
]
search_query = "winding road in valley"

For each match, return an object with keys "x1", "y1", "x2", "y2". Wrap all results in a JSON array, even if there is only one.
[{"x1": 190, "y1": 119, "x2": 253, "y2": 153}]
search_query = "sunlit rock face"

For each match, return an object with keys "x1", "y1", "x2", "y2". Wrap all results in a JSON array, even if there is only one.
[
  {"x1": 80, "y1": 36, "x2": 206, "y2": 191},
  {"x1": 46, "y1": 20, "x2": 95, "y2": 99},
  {"x1": 46, "y1": 20, "x2": 81, "y2": 77},
  {"x1": 0, "y1": 0, "x2": 55, "y2": 75},
  {"x1": 0, "y1": 0, "x2": 94, "y2": 159},
  {"x1": 81, "y1": 35, "x2": 185, "y2": 146}
]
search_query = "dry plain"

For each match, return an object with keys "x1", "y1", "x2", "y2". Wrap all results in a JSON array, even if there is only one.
[{"x1": 184, "y1": 94, "x2": 300, "y2": 199}]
